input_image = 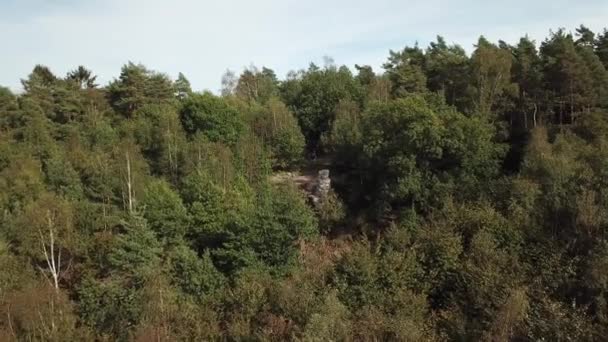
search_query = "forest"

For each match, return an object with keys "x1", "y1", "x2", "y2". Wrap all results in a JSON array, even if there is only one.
[{"x1": 1, "y1": 25, "x2": 608, "y2": 341}]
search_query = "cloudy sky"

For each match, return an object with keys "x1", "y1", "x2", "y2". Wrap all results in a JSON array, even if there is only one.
[{"x1": 1, "y1": 0, "x2": 607, "y2": 92}]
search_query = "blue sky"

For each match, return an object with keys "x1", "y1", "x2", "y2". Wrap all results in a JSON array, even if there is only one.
[{"x1": 1, "y1": 0, "x2": 607, "y2": 92}]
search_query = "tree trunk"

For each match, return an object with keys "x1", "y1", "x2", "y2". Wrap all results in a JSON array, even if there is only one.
[
  {"x1": 38, "y1": 211, "x2": 62, "y2": 291},
  {"x1": 126, "y1": 151, "x2": 133, "y2": 214}
]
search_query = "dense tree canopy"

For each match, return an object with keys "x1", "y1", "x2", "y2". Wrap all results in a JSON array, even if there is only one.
[{"x1": 1, "y1": 24, "x2": 608, "y2": 341}]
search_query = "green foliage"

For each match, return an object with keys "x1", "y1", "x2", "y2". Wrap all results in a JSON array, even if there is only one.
[
  {"x1": 384, "y1": 45, "x2": 429, "y2": 97},
  {"x1": 235, "y1": 66, "x2": 279, "y2": 103},
  {"x1": 233, "y1": 132, "x2": 273, "y2": 183},
  {"x1": 107, "y1": 217, "x2": 161, "y2": 279},
  {"x1": 66, "y1": 65, "x2": 98, "y2": 89},
  {"x1": 332, "y1": 238, "x2": 437, "y2": 340},
  {"x1": 132, "y1": 103, "x2": 187, "y2": 179},
  {"x1": 43, "y1": 149, "x2": 84, "y2": 199},
  {"x1": 333, "y1": 241, "x2": 382, "y2": 309},
  {"x1": 512, "y1": 36, "x2": 543, "y2": 129},
  {"x1": 597, "y1": 29, "x2": 608, "y2": 68},
  {"x1": 540, "y1": 29, "x2": 606, "y2": 121},
  {"x1": 0, "y1": 238, "x2": 35, "y2": 301},
  {"x1": 77, "y1": 277, "x2": 144, "y2": 339},
  {"x1": 525, "y1": 295, "x2": 595, "y2": 341},
  {"x1": 168, "y1": 245, "x2": 225, "y2": 298},
  {"x1": 5, "y1": 284, "x2": 92, "y2": 341},
  {"x1": 316, "y1": 190, "x2": 346, "y2": 233},
  {"x1": 2, "y1": 24, "x2": 608, "y2": 340},
  {"x1": 425, "y1": 36, "x2": 470, "y2": 109},
  {"x1": 215, "y1": 183, "x2": 318, "y2": 273},
  {"x1": 358, "y1": 96, "x2": 505, "y2": 214},
  {"x1": 181, "y1": 170, "x2": 235, "y2": 250},
  {"x1": 108, "y1": 62, "x2": 175, "y2": 117},
  {"x1": 141, "y1": 180, "x2": 189, "y2": 243},
  {"x1": 302, "y1": 291, "x2": 352, "y2": 341},
  {"x1": 321, "y1": 99, "x2": 363, "y2": 163},
  {"x1": 174, "y1": 72, "x2": 192, "y2": 99},
  {"x1": 180, "y1": 92, "x2": 244, "y2": 145},
  {"x1": 0, "y1": 86, "x2": 20, "y2": 129},
  {"x1": 281, "y1": 64, "x2": 363, "y2": 150},
  {"x1": 249, "y1": 97, "x2": 305, "y2": 169},
  {"x1": 470, "y1": 36, "x2": 518, "y2": 116},
  {"x1": 0, "y1": 154, "x2": 45, "y2": 211}
]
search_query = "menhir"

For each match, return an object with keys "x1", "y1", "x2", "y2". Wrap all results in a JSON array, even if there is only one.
[{"x1": 309, "y1": 169, "x2": 330, "y2": 207}]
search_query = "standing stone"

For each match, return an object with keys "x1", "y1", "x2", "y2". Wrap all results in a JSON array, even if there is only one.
[
  {"x1": 309, "y1": 169, "x2": 331, "y2": 207},
  {"x1": 315, "y1": 169, "x2": 331, "y2": 198}
]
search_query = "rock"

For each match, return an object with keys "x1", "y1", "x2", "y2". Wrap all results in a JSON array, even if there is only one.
[
  {"x1": 309, "y1": 169, "x2": 331, "y2": 208},
  {"x1": 314, "y1": 169, "x2": 331, "y2": 198}
]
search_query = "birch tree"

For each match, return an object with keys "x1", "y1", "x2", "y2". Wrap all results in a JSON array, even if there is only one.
[
  {"x1": 470, "y1": 36, "x2": 515, "y2": 116},
  {"x1": 38, "y1": 210, "x2": 64, "y2": 290}
]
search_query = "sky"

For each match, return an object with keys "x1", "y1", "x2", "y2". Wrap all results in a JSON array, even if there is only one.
[{"x1": 1, "y1": 0, "x2": 607, "y2": 93}]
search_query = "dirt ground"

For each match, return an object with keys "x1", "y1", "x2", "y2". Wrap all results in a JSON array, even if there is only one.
[{"x1": 269, "y1": 156, "x2": 333, "y2": 194}]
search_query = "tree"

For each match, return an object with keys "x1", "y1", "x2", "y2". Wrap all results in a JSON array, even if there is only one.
[
  {"x1": 180, "y1": 92, "x2": 244, "y2": 145},
  {"x1": 470, "y1": 36, "x2": 516, "y2": 116},
  {"x1": 66, "y1": 66, "x2": 98, "y2": 89},
  {"x1": 576, "y1": 36, "x2": 608, "y2": 110},
  {"x1": 358, "y1": 96, "x2": 505, "y2": 216},
  {"x1": 180, "y1": 169, "x2": 236, "y2": 251},
  {"x1": 0, "y1": 87, "x2": 20, "y2": 130},
  {"x1": 38, "y1": 209, "x2": 69, "y2": 290},
  {"x1": 141, "y1": 180, "x2": 190, "y2": 243},
  {"x1": 220, "y1": 69, "x2": 237, "y2": 96},
  {"x1": 214, "y1": 183, "x2": 317, "y2": 273},
  {"x1": 77, "y1": 276, "x2": 145, "y2": 339},
  {"x1": 233, "y1": 131, "x2": 273, "y2": 183},
  {"x1": 11, "y1": 194, "x2": 78, "y2": 291},
  {"x1": 132, "y1": 103, "x2": 187, "y2": 180},
  {"x1": 108, "y1": 62, "x2": 175, "y2": 116},
  {"x1": 575, "y1": 25, "x2": 595, "y2": 47},
  {"x1": 332, "y1": 239, "x2": 435, "y2": 340},
  {"x1": 322, "y1": 98, "x2": 363, "y2": 166},
  {"x1": 107, "y1": 216, "x2": 161, "y2": 279},
  {"x1": 249, "y1": 97, "x2": 305, "y2": 169},
  {"x1": 425, "y1": 36, "x2": 470, "y2": 109},
  {"x1": 384, "y1": 45, "x2": 428, "y2": 97},
  {"x1": 5, "y1": 283, "x2": 91, "y2": 340},
  {"x1": 512, "y1": 36, "x2": 543, "y2": 128},
  {"x1": 109, "y1": 139, "x2": 150, "y2": 214},
  {"x1": 355, "y1": 64, "x2": 375, "y2": 88},
  {"x1": 596, "y1": 29, "x2": 608, "y2": 68},
  {"x1": 168, "y1": 245, "x2": 225, "y2": 298},
  {"x1": 22, "y1": 65, "x2": 57, "y2": 89},
  {"x1": 20, "y1": 65, "x2": 57, "y2": 116},
  {"x1": 281, "y1": 64, "x2": 362, "y2": 151},
  {"x1": 235, "y1": 66, "x2": 279, "y2": 103},
  {"x1": 302, "y1": 291, "x2": 352, "y2": 341},
  {"x1": 174, "y1": 72, "x2": 192, "y2": 99},
  {"x1": 43, "y1": 149, "x2": 84, "y2": 200},
  {"x1": 541, "y1": 29, "x2": 594, "y2": 123}
]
